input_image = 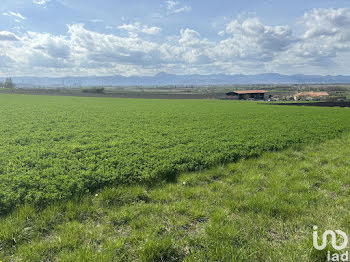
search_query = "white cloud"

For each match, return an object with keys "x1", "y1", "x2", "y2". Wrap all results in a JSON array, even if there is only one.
[
  {"x1": 0, "y1": 55, "x2": 14, "y2": 68},
  {"x1": 275, "y1": 8, "x2": 350, "y2": 70},
  {"x1": 302, "y1": 8, "x2": 350, "y2": 40},
  {"x1": 160, "y1": 28, "x2": 213, "y2": 64},
  {"x1": 166, "y1": 0, "x2": 191, "y2": 15},
  {"x1": 3, "y1": 8, "x2": 350, "y2": 76},
  {"x1": 33, "y1": 0, "x2": 50, "y2": 5},
  {"x1": 118, "y1": 22, "x2": 161, "y2": 36},
  {"x1": 67, "y1": 24, "x2": 161, "y2": 67},
  {"x1": 213, "y1": 18, "x2": 295, "y2": 63},
  {"x1": 91, "y1": 19, "x2": 103, "y2": 23},
  {"x1": 218, "y1": 30, "x2": 225, "y2": 37},
  {"x1": 179, "y1": 28, "x2": 201, "y2": 46},
  {"x1": 0, "y1": 31, "x2": 20, "y2": 41},
  {"x1": 3, "y1": 11, "x2": 26, "y2": 20}
]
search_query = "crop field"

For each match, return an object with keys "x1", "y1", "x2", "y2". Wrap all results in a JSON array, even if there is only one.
[
  {"x1": 2, "y1": 124, "x2": 350, "y2": 261},
  {"x1": 0, "y1": 93, "x2": 350, "y2": 216}
]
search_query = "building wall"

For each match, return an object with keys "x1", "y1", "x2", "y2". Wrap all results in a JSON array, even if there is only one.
[
  {"x1": 238, "y1": 93, "x2": 265, "y2": 100},
  {"x1": 294, "y1": 95, "x2": 329, "y2": 101}
]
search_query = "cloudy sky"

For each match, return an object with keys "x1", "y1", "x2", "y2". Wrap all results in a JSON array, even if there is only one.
[{"x1": 1, "y1": 0, "x2": 350, "y2": 77}]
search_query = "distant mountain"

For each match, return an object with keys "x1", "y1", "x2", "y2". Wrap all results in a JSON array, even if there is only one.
[{"x1": 2, "y1": 73, "x2": 350, "y2": 87}]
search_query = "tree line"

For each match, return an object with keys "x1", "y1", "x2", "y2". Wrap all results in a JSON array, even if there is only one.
[{"x1": 0, "y1": 78, "x2": 15, "y2": 89}]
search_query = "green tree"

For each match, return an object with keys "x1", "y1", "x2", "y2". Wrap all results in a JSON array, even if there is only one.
[{"x1": 4, "y1": 77, "x2": 14, "y2": 89}]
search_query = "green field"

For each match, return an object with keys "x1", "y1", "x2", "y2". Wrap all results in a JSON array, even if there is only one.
[
  {"x1": 1, "y1": 94, "x2": 350, "y2": 216},
  {"x1": 1, "y1": 129, "x2": 350, "y2": 261}
]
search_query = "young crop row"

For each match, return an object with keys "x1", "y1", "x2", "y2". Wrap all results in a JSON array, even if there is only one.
[{"x1": 0, "y1": 94, "x2": 349, "y2": 215}]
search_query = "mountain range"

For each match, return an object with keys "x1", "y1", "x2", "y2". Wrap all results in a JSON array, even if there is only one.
[{"x1": 2, "y1": 73, "x2": 350, "y2": 87}]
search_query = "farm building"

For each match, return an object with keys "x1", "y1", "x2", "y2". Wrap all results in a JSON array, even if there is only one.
[
  {"x1": 225, "y1": 90, "x2": 268, "y2": 100},
  {"x1": 294, "y1": 92, "x2": 329, "y2": 101}
]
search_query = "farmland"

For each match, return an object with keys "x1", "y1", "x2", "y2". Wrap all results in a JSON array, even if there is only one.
[
  {"x1": 1, "y1": 124, "x2": 350, "y2": 261},
  {"x1": 1, "y1": 94, "x2": 350, "y2": 216}
]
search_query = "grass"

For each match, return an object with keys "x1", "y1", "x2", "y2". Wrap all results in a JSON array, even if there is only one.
[
  {"x1": 1, "y1": 94, "x2": 350, "y2": 215},
  {"x1": 1, "y1": 133, "x2": 350, "y2": 261}
]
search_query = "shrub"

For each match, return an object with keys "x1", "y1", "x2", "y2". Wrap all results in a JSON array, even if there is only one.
[{"x1": 81, "y1": 87, "x2": 104, "y2": 94}]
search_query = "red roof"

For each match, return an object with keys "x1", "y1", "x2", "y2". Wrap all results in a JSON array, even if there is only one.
[{"x1": 233, "y1": 90, "x2": 268, "y2": 94}]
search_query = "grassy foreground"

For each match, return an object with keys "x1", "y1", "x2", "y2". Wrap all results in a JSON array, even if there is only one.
[{"x1": 1, "y1": 134, "x2": 350, "y2": 261}]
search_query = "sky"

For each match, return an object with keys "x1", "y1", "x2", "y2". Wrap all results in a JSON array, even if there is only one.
[{"x1": 1, "y1": 0, "x2": 350, "y2": 77}]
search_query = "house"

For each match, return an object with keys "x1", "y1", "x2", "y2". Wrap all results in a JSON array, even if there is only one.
[
  {"x1": 225, "y1": 90, "x2": 268, "y2": 100},
  {"x1": 294, "y1": 92, "x2": 329, "y2": 101}
]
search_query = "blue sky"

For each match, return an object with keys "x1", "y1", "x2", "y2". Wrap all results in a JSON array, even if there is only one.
[{"x1": 1, "y1": 0, "x2": 350, "y2": 76}]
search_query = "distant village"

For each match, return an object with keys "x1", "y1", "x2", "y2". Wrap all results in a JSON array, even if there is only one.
[
  {"x1": 223, "y1": 90, "x2": 347, "y2": 102},
  {"x1": 1, "y1": 77, "x2": 349, "y2": 102}
]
